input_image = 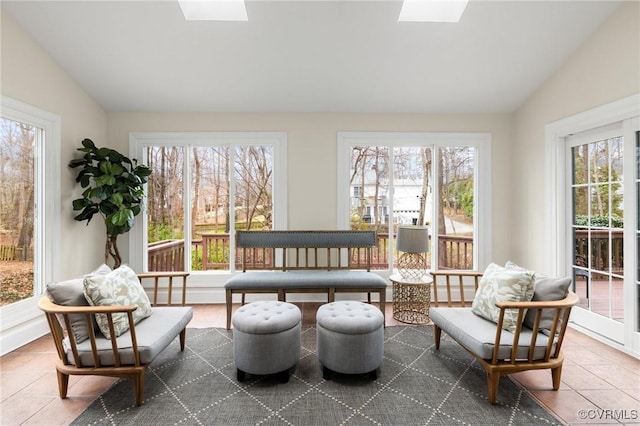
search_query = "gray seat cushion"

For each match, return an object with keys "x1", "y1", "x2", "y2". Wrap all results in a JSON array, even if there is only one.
[
  {"x1": 316, "y1": 301, "x2": 384, "y2": 334},
  {"x1": 64, "y1": 306, "x2": 193, "y2": 366},
  {"x1": 430, "y1": 307, "x2": 556, "y2": 360},
  {"x1": 232, "y1": 301, "x2": 301, "y2": 334},
  {"x1": 225, "y1": 270, "x2": 387, "y2": 290}
]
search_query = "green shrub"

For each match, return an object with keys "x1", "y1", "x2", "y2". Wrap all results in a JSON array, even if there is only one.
[{"x1": 574, "y1": 214, "x2": 623, "y2": 228}]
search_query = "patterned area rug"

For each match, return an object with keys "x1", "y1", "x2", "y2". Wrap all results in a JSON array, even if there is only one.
[{"x1": 71, "y1": 326, "x2": 562, "y2": 425}]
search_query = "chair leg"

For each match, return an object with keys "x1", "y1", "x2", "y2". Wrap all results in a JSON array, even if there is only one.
[
  {"x1": 226, "y1": 290, "x2": 233, "y2": 330},
  {"x1": 434, "y1": 325, "x2": 442, "y2": 349},
  {"x1": 551, "y1": 364, "x2": 563, "y2": 390},
  {"x1": 133, "y1": 371, "x2": 145, "y2": 406},
  {"x1": 179, "y1": 328, "x2": 187, "y2": 351},
  {"x1": 56, "y1": 369, "x2": 69, "y2": 399},
  {"x1": 486, "y1": 370, "x2": 500, "y2": 404}
]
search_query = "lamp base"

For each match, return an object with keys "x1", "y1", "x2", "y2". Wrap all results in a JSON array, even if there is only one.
[{"x1": 398, "y1": 252, "x2": 428, "y2": 281}]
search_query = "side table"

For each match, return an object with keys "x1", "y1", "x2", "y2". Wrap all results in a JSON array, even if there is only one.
[{"x1": 390, "y1": 273, "x2": 433, "y2": 324}]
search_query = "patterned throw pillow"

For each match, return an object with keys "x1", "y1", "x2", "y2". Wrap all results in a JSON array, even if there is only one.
[
  {"x1": 83, "y1": 264, "x2": 153, "y2": 339},
  {"x1": 471, "y1": 262, "x2": 535, "y2": 332}
]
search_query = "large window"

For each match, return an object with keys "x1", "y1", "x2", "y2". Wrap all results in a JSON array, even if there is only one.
[
  {"x1": 0, "y1": 97, "x2": 60, "y2": 354},
  {"x1": 130, "y1": 132, "x2": 286, "y2": 276},
  {"x1": 0, "y1": 118, "x2": 38, "y2": 305},
  {"x1": 338, "y1": 132, "x2": 491, "y2": 273}
]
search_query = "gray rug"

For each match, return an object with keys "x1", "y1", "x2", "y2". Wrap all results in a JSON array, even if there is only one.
[{"x1": 71, "y1": 326, "x2": 562, "y2": 425}]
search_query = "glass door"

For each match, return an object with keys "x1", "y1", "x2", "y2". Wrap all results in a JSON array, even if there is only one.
[{"x1": 567, "y1": 120, "x2": 639, "y2": 353}]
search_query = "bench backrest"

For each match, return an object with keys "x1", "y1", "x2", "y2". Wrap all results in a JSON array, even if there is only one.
[{"x1": 236, "y1": 230, "x2": 377, "y2": 271}]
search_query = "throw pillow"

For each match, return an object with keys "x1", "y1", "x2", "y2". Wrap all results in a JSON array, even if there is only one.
[
  {"x1": 505, "y1": 261, "x2": 572, "y2": 333},
  {"x1": 45, "y1": 264, "x2": 112, "y2": 343},
  {"x1": 83, "y1": 264, "x2": 153, "y2": 339},
  {"x1": 471, "y1": 262, "x2": 535, "y2": 332}
]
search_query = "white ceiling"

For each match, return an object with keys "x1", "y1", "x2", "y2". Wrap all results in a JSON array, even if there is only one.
[{"x1": 2, "y1": 0, "x2": 622, "y2": 114}]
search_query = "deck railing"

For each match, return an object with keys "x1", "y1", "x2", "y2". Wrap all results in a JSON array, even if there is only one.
[
  {"x1": 574, "y1": 229, "x2": 624, "y2": 276},
  {"x1": 148, "y1": 232, "x2": 475, "y2": 271},
  {"x1": 147, "y1": 230, "x2": 623, "y2": 273}
]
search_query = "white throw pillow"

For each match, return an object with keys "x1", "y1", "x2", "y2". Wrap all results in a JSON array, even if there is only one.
[
  {"x1": 83, "y1": 264, "x2": 152, "y2": 338},
  {"x1": 471, "y1": 262, "x2": 535, "y2": 332}
]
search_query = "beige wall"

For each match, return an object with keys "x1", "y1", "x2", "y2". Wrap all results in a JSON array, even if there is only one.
[
  {"x1": 1, "y1": 12, "x2": 108, "y2": 279},
  {"x1": 512, "y1": 1, "x2": 640, "y2": 272},
  {"x1": 108, "y1": 113, "x2": 513, "y2": 265},
  {"x1": 3, "y1": 1, "x2": 637, "y2": 279}
]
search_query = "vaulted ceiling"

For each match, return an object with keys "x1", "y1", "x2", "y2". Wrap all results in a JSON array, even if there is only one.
[{"x1": 2, "y1": 1, "x2": 621, "y2": 113}]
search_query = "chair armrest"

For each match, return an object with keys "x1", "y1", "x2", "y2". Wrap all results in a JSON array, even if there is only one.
[
  {"x1": 38, "y1": 297, "x2": 142, "y2": 368},
  {"x1": 38, "y1": 296, "x2": 137, "y2": 314},
  {"x1": 495, "y1": 292, "x2": 579, "y2": 310},
  {"x1": 137, "y1": 272, "x2": 189, "y2": 306},
  {"x1": 491, "y1": 292, "x2": 579, "y2": 364},
  {"x1": 430, "y1": 270, "x2": 483, "y2": 307}
]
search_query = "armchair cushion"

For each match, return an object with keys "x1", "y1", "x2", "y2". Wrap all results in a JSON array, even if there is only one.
[
  {"x1": 83, "y1": 265, "x2": 153, "y2": 338},
  {"x1": 63, "y1": 306, "x2": 193, "y2": 366},
  {"x1": 45, "y1": 264, "x2": 111, "y2": 343},
  {"x1": 430, "y1": 307, "x2": 555, "y2": 360},
  {"x1": 505, "y1": 261, "x2": 572, "y2": 333},
  {"x1": 471, "y1": 262, "x2": 535, "y2": 332}
]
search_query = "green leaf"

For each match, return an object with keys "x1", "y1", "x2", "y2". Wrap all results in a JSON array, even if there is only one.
[
  {"x1": 97, "y1": 147, "x2": 111, "y2": 159},
  {"x1": 99, "y1": 161, "x2": 113, "y2": 175},
  {"x1": 80, "y1": 175, "x2": 91, "y2": 188},
  {"x1": 110, "y1": 209, "x2": 134, "y2": 227},
  {"x1": 110, "y1": 193, "x2": 124, "y2": 206},
  {"x1": 68, "y1": 158, "x2": 87, "y2": 168},
  {"x1": 92, "y1": 186, "x2": 111, "y2": 200},
  {"x1": 81, "y1": 138, "x2": 96, "y2": 150},
  {"x1": 72, "y1": 198, "x2": 88, "y2": 210},
  {"x1": 111, "y1": 163, "x2": 124, "y2": 175},
  {"x1": 95, "y1": 175, "x2": 116, "y2": 186}
]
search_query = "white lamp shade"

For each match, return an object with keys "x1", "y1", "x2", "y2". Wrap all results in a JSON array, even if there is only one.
[{"x1": 396, "y1": 225, "x2": 430, "y2": 253}]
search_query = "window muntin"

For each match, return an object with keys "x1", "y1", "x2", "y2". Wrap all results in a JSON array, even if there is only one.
[
  {"x1": 131, "y1": 132, "x2": 285, "y2": 274},
  {"x1": 570, "y1": 135, "x2": 624, "y2": 321},
  {"x1": 341, "y1": 133, "x2": 487, "y2": 273}
]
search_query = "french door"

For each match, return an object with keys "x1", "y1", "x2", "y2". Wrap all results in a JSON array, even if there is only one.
[{"x1": 560, "y1": 105, "x2": 639, "y2": 356}]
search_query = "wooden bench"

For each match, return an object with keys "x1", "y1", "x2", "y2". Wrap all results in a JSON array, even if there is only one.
[{"x1": 224, "y1": 230, "x2": 387, "y2": 329}]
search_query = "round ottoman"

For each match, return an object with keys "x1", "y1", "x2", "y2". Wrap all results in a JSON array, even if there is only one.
[
  {"x1": 316, "y1": 301, "x2": 384, "y2": 380},
  {"x1": 232, "y1": 301, "x2": 301, "y2": 382}
]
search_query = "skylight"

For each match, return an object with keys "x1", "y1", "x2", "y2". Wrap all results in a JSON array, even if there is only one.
[
  {"x1": 398, "y1": 0, "x2": 469, "y2": 23},
  {"x1": 179, "y1": 0, "x2": 248, "y2": 21}
]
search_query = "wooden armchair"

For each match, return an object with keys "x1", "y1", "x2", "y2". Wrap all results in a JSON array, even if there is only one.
[
  {"x1": 429, "y1": 270, "x2": 578, "y2": 404},
  {"x1": 38, "y1": 271, "x2": 192, "y2": 406}
]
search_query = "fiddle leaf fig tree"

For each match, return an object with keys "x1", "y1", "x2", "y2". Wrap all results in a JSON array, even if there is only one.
[{"x1": 69, "y1": 138, "x2": 152, "y2": 268}]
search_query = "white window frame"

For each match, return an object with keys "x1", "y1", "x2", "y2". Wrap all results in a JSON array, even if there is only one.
[
  {"x1": 0, "y1": 96, "x2": 61, "y2": 355},
  {"x1": 337, "y1": 131, "x2": 492, "y2": 276},
  {"x1": 129, "y1": 132, "x2": 287, "y2": 293},
  {"x1": 545, "y1": 93, "x2": 639, "y2": 357}
]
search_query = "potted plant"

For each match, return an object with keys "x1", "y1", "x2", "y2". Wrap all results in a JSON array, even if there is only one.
[{"x1": 69, "y1": 138, "x2": 152, "y2": 268}]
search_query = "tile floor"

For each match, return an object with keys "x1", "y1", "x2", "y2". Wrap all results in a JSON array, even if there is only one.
[{"x1": 1, "y1": 303, "x2": 639, "y2": 425}]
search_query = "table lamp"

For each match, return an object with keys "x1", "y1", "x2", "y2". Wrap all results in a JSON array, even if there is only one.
[{"x1": 396, "y1": 225, "x2": 430, "y2": 280}]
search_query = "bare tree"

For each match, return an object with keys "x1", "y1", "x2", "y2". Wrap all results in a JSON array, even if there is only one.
[{"x1": 0, "y1": 119, "x2": 35, "y2": 260}]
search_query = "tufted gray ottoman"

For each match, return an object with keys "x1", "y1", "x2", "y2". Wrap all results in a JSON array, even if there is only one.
[
  {"x1": 316, "y1": 301, "x2": 384, "y2": 380},
  {"x1": 232, "y1": 301, "x2": 301, "y2": 383}
]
